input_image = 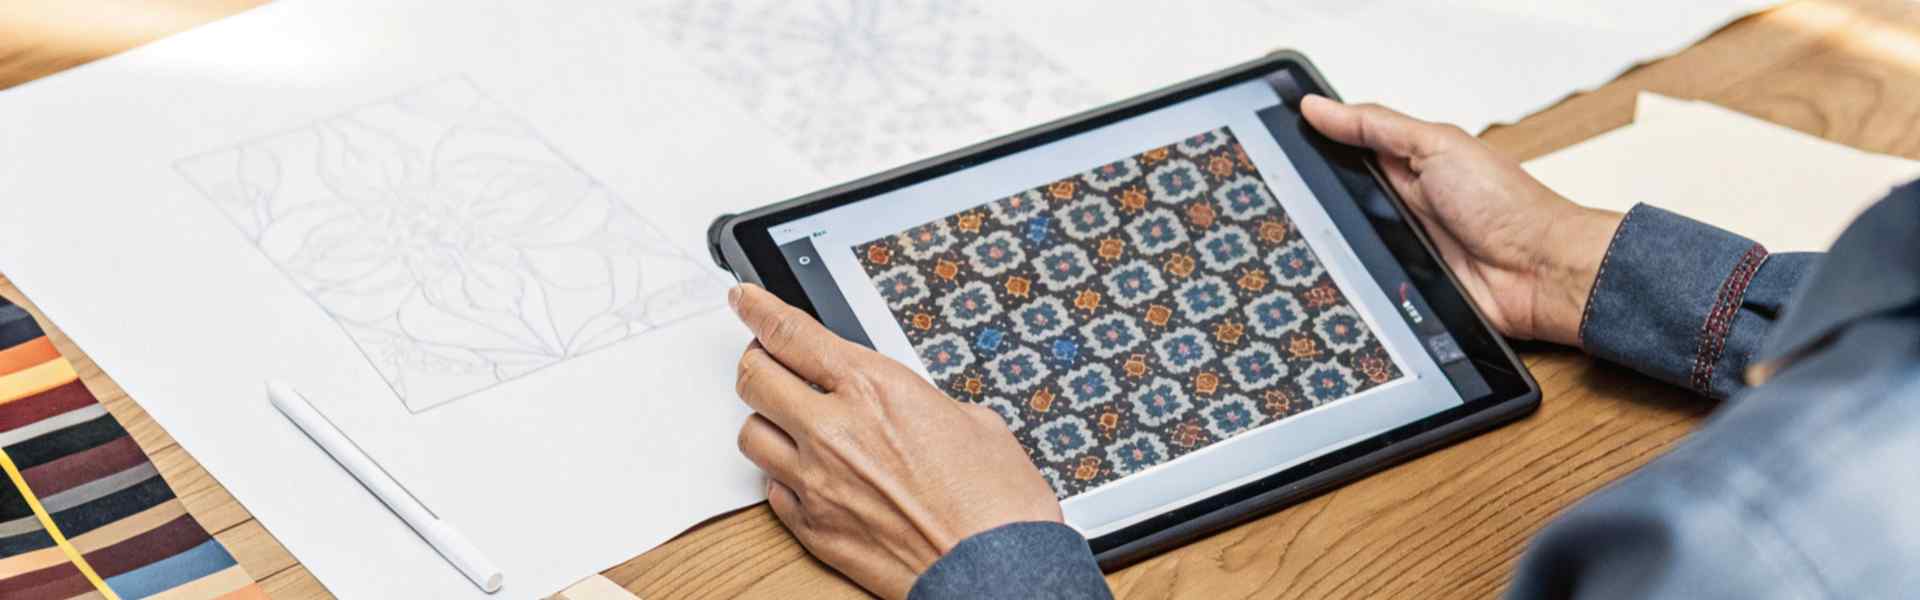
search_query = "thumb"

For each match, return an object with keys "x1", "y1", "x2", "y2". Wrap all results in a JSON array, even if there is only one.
[{"x1": 1300, "y1": 95, "x2": 1454, "y2": 160}]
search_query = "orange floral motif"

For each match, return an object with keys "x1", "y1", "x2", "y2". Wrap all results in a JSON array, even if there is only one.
[
  {"x1": 1194, "y1": 371, "x2": 1220, "y2": 395},
  {"x1": 1164, "y1": 253, "x2": 1196, "y2": 278},
  {"x1": 1257, "y1": 219, "x2": 1288, "y2": 244},
  {"x1": 1208, "y1": 155, "x2": 1235, "y2": 178},
  {"x1": 1236, "y1": 269, "x2": 1269, "y2": 292},
  {"x1": 1097, "y1": 238, "x2": 1125, "y2": 261},
  {"x1": 1005, "y1": 275, "x2": 1032, "y2": 298},
  {"x1": 1049, "y1": 180, "x2": 1077, "y2": 201},
  {"x1": 1263, "y1": 389, "x2": 1297, "y2": 415},
  {"x1": 1098, "y1": 410, "x2": 1120, "y2": 433},
  {"x1": 956, "y1": 212, "x2": 984, "y2": 233},
  {"x1": 1074, "y1": 289, "x2": 1102, "y2": 312},
  {"x1": 1187, "y1": 202, "x2": 1217, "y2": 229},
  {"x1": 1305, "y1": 282, "x2": 1340, "y2": 308},
  {"x1": 1123, "y1": 353, "x2": 1149, "y2": 378},
  {"x1": 1145, "y1": 305, "x2": 1173, "y2": 326},
  {"x1": 1118, "y1": 187, "x2": 1149, "y2": 212},
  {"x1": 1142, "y1": 147, "x2": 1170, "y2": 163},
  {"x1": 934, "y1": 259, "x2": 960, "y2": 281},
  {"x1": 866, "y1": 244, "x2": 892, "y2": 265},
  {"x1": 1030, "y1": 388, "x2": 1056, "y2": 412},
  {"x1": 1074, "y1": 456, "x2": 1103, "y2": 480},
  {"x1": 963, "y1": 376, "x2": 983, "y2": 395},
  {"x1": 1359, "y1": 355, "x2": 1392, "y2": 384},
  {"x1": 912, "y1": 313, "x2": 934, "y2": 330},
  {"x1": 1214, "y1": 321, "x2": 1245, "y2": 346},
  {"x1": 1173, "y1": 422, "x2": 1205, "y2": 447},
  {"x1": 1287, "y1": 335, "x2": 1320, "y2": 359}
]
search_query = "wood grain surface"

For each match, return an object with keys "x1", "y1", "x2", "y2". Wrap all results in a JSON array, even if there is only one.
[{"x1": 5, "y1": 0, "x2": 1919, "y2": 597}]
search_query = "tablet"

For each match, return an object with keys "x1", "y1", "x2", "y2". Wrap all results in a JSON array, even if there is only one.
[{"x1": 708, "y1": 52, "x2": 1538, "y2": 569}]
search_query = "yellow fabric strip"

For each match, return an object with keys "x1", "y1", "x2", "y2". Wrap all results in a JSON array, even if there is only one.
[
  {"x1": 0, "y1": 357, "x2": 78, "y2": 405},
  {"x1": 0, "y1": 447, "x2": 121, "y2": 600}
]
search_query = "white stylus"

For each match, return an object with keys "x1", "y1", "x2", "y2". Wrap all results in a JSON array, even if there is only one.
[{"x1": 267, "y1": 380, "x2": 504, "y2": 594}]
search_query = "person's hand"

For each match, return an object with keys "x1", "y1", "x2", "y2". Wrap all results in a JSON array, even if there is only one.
[
  {"x1": 728, "y1": 284, "x2": 1061, "y2": 600},
  {"x1": 1301, "y1": 95, "x2": 1623, "y2": 347}
]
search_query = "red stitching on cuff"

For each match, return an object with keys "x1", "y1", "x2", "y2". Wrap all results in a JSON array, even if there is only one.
[{"x1": 1691, "y1": 243, "x2": 1768, "y2": 395}]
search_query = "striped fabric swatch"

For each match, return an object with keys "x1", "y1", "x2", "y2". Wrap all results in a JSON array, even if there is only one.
[{"x1": 0, "y1": 300, "x2": 266, "y2": 600}]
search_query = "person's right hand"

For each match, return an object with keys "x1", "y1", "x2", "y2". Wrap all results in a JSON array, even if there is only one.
[{"x1": 1300, "y1": 95, "x2": 1623, "y2": 347}]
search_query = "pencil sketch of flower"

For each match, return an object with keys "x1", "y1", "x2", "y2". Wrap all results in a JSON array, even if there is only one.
[{"x1": 178, "y1": 78, "x2": 724, "y2": 411}]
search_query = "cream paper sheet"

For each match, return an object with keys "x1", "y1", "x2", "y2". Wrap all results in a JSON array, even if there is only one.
[
  {"x1": 1526, "y1": 93, "x2": 1920, "y2": 252},
  {"x1": 0, "y1": 2, "x2": 1777, "y2": 598}
]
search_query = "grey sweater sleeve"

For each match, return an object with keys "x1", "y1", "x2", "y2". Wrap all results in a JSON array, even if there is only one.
[{"x1": 909, "y1": 522, "x2": 1113, "y2": 600}]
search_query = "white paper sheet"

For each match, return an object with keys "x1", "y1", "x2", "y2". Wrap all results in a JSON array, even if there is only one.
[
  {"x1": 0, "y1": 2, "x2": 1778, "y2": 598},
  {"x1": 1526, "y1": 93, "x2": 1920, "y2": 252}
]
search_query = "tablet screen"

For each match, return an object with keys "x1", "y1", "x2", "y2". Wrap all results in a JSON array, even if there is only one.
[{"x1": 757, "y1": 69, "x2": 1497, "y2": 537}]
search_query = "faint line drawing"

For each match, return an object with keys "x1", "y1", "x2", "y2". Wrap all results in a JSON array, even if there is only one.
[
  {"x1": 646, "y1": 0, "x2": 1104, "y2": 176},
  {"x1": 176, "y1": 77, "x2": 726, "y2": 413}
]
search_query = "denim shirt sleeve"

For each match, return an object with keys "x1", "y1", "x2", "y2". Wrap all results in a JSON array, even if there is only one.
[
  {"x1": 1579, "y1": 204, "x2": 1817, "y2": 399},
  {"x1": 909, "y1": 522, "x2": 1112, "y2": 600}
]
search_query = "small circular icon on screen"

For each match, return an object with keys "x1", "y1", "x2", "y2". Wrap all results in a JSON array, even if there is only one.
[{"x1": 798, "y1": 256, "x2": 813, "y2": 266}]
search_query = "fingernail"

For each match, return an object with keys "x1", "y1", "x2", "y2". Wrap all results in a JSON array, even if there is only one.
[{"x1": 728, "y1": 285, "x2": 743, "y2": 311}]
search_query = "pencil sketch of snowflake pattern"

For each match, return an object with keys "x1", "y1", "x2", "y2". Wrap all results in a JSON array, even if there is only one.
[
  {"x1": 175, "y1": 78, "x2": 726, "y2": 413},
  {"x1": 647, "y1": 0, "x2": 1103, "y2": 176}
]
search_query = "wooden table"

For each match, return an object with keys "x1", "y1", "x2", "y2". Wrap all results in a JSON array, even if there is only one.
[{"x1": 6, "y1": 0, "x2": 1919, "y2": 596}]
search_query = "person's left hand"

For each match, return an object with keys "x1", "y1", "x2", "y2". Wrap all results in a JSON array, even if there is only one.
[{"x1": 728, "y1": 284, "x2": 1062, "y2": 600}]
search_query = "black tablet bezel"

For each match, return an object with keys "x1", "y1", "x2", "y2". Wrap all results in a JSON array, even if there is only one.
[{"x1": 709, "y1": 51, "x2": 1540, "y2": 569}]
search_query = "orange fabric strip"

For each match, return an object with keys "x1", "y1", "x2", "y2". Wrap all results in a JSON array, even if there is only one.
[{"x1": 0, "y1": 337, "x2": 58, "y2": 377}]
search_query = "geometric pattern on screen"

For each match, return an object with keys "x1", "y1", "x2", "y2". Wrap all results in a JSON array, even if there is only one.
[
  {"x1": 855, "y1": 127, "x2": 1404, "y2": 498},
  {"x1": 175, "y1": 77, "x2": 726, "y2": 413}
]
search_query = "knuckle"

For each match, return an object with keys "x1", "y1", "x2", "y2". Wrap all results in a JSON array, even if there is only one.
[
  {"x1": 761, "y1": 311, "x2": 800, "y2": 345},
  {"x1": 734, "y1": 355, "x2": 761, "y2": 398}
]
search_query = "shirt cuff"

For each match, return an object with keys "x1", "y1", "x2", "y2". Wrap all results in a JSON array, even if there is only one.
[
  {"x1": 1579, "y1": 204, "x2": 1792, "y2": 399},
  {"x1": 909, "y1": 521, "x2": 1112, "y2": 600}
]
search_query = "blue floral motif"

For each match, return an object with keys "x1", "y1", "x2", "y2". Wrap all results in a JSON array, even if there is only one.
[
  {"x1": 1050, "y1": 337, "x2": 1080, "y2": 364},
  {"x1": 1080, "y1": 158, "x2": 1142, "y2": 192},
  {"x1": 1011, "y1": 296, "x2": 1072, "y2": 342},
  {"x1": 1025, "y1": 214, "x2": 1053, "y2": 243},
  {"x1": 1212, "y1": 175, "x2": 1274, "y2": 220},
  {"x1": 1077, "y1": 313, "x2": 1146, "y2": 359},
  {"x1": 915, "y1": 333, "x2": 975, "y2": 379},
  {"x1": 974, "y1": 327, "x2": 1006, "y2": 353},
  {"x1": 962, "y1": 230, "x2": 1026, "y2": 276},
  {"x1": 1055, "y1": 196, "x2": 1119, "y2": 241},
  {"x1": 1100, "y1": 259, "x2": 1168, "y2": 308},
  {"x1": 1177, "y1": 130, "x2": 1227, "y2": 156},
  {"x1": 1174, "y1": 275, "x2": 1238, "y2": 321},
  {"x1": 1105, "y1": 432, "x2": 1169, "y2": 476},
  {"x1": 1266, "y1": 241, "x2": 1325, "y2": 287},
  {"x1": 1123, "y1": 208, "x2": 1189, "y2": 255},
  {"x1": 1314, "y1": 306, "x2": 1371, "y2": 353},
  {"x1": 1224, "y1": 342, "x2": 1287, "y2": 389},
  {"x1": 1032, "y1": 416, "x2": 1095, "y2": 462},
  {"x1": 937, "y1": 281, "x2": 1003, "y2": 328},
  {"x1": 1243, "y1": 290, "x2": 1306, "y2": 338},
  {"x1": 1127, "y1": 377, "x2": 1192, "y2": 427},
  {"x1": 1296, "y1": 363, "x2": 1358, "y2": 405},
  {"x1": 1151, "y1": 327, "x2": 1217, "y2": 373},
  {"x1": 985, "y1": 347, "x2": 1052, "y2": 392},
  {"x1": 1196, "y1": 225, "x2": 1257, "y2": 272},
  {"x1": 896, "y1": 221, "x2": 954, "y2": 260},
  {"x1": 990, "y1": 190, "x2": 1046, "y2": 225},
  {"x1": 1059, "y1": 363, "x2": 1119, "y2": 410},
  {"x1": 871, "y1": 266, "x2": 929, "y2": 310},
  {"x1": 1145, "y1": 159, "x2": 1209, "y2": 204},
  {"x1": 1203, "y1": 394, "x2": 1262, "y2": 438},
  {"x1": 1032, "y1": 244, "x2": 1095, "y2": 291}
]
